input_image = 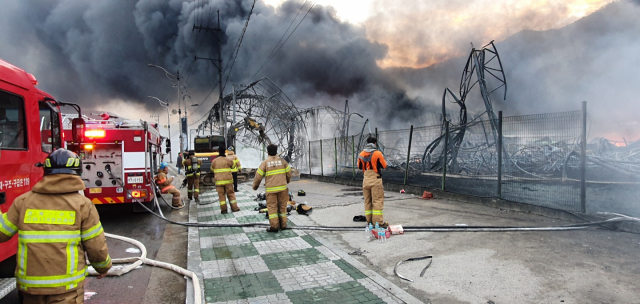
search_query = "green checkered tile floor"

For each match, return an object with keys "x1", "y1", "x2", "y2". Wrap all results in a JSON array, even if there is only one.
[{"x1": 191, "y1": 186, "x2": 405, "y2": 304}]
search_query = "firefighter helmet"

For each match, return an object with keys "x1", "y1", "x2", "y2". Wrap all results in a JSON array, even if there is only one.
[
  {"x1": 159, "y1": 162, "x2": 169, "y2": 170},
  {"x1": 44, "y1": 148, "x2": 82, "y2": 176},
  {"x1": 227, "y1": 146, "x2": 235, "y2": 151}
]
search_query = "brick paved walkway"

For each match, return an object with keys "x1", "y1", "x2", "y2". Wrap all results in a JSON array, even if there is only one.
[{"x1": 187, "y1": 186, "x2": 415, "y2": 304}]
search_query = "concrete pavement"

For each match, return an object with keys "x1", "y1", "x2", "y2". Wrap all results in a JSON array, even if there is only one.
[
  {"x1": 187, "y1": 183, "x2": 418, "y2": 304},
  {"x1": 185, "y1": 178, "x2": 640, "y2": 303},
  {"x1": 285, "y1": 179, "x2": 640, "y2": 304}
]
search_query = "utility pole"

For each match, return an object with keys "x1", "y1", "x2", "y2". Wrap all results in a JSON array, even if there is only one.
[{"x1": 194, "y1": 10, "x2": 223, "y2": 140}]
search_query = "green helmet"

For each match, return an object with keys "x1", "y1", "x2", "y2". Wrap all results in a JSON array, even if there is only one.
[{"x1": 44, "y1": 148, "x2": 83, "y2": 176}]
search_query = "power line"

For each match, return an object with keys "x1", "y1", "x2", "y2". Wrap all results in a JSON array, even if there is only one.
[
  {"x1": 220, "y1": 0, "x2": 257, "y2": 94},
  {"x1": 267, "y1": 2, "x2": 317, "y2": 73},
  {"x1": 187, "y1": 1, "x2": 257, "y2": 134},
  {"x1": 248, "y1": 0, "x2": 308, "y2": 83}
]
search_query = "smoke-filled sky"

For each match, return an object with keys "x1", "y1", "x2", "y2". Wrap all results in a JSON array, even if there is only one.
[
  {"x1": 0, "y1": 0, "x2": 637, "y2": 141},
  {"x1": 267, "y1": 0, "x2": 613, "y2": 68}
]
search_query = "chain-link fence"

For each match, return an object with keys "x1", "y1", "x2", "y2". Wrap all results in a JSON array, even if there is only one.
[
  {"x1": 377, "y1": 128, "x2": 411, "y2": 185},
  {"x1": 443, "y1": 119, "x2": 500, "y2": 197},
  {"x1": 306, "y1": 109, "x2": 587, "y2": 213},
  {"x1": 501, "y1": 111, "x2": 582, "y2": 212},
  {"x1": 308, "y1": 140, "x2": 322, "y2": 176},
  {"x1": 406, "y1": 125, "x2": 445, "y2": 189}
]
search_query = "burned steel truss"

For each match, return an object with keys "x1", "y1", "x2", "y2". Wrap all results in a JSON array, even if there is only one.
[
  {"x1": 196, "y1": 77, "x2": 307, "y2": 166},
  {"x1": 423, "y1": 41, "x2": 508, "y2": 172}
]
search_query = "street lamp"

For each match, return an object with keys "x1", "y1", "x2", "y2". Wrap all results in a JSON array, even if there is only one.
[
  {"x1": 148, "y1": 64, "x2": 183, "y2": 151},
  {"x1": 148, "y1": 96, "x2": 173, "y2": 161}
]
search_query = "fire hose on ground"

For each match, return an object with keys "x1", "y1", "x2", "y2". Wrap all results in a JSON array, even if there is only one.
[
  {"x1": 85, "y1": 233, "x2": 202, "y2": 304},
  {"x1": 104, "y1": 166, "x2": 640, "y2": 301},
  {"x1": 101, "y1": 167, "x2": 203, "y2": 304}
]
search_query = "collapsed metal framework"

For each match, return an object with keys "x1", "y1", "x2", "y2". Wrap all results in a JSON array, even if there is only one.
[
  {"x1": 195, "y1": 77, "x2": 307, "y2": 165},
  {"x1": 422, "y1": 41, "x2": 508, "y2": 173},
  {"x1": 580, "y1": 138, "x2": 640, "y2": 182}
]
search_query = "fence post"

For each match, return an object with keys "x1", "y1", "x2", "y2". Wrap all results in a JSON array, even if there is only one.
[
  {"x1": 404, "y1": 125, "x2": 414, "y2": 185},
  {"x1": 308, "y1": 141, "x2": 311, "y2": 175},
  {"x1": 442, "y1": 122, "x2": 449, "y2": 191},
  {"x1": 375, "y1": 128, "x2": 378, "y2": 150},
  {"x1": 334, "y1": 137, "x2": 338, "y2": 178},
  {"x1": 497, "y1": 111, "x2": 503, "y2": 198},
  {"x1": 352, "y1": 135, "x2": 356, "y2": 179},
  {"x1": 580, "y1": 101, "x2": 587, "y2": 213},
  {"x1": 320, "y1": 140, "x2": 324, "y2": 177}
]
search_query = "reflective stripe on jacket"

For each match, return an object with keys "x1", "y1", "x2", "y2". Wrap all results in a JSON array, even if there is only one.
[
  {"x1": 211, "y1": 156, "x2": 235, "y2": 186},
  {"x1": 227, "y1": 152, "x2": 242, "y2": 173},
  {"x1": 0, "y1": 174, "x2": 111, "y2": 295},
  {"x1": 253, "y1": 155, "x2": 292, "y2": 193}
]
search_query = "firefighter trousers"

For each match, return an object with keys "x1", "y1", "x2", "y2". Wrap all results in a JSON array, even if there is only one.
[
  {"x1": 20, "y1": 285, "x2": 84, "y2": 304},
  {"x1": 232, "y1": 172, "x2": 238, "y2": 192},
  {"x1": 216, "y1": 184, "x2": 239, "y2": 213},
  {"x1": 187, "y1": 175, "x2": 200, "y2": 199},
  {"x1": 363, "y1": 170, "x2": 385, "y2": 225},
  {"x1": 267, "y1": 190, "x2": 289, "y2": 230},
  {"x1": 163, "y1": 185, "x2": 182, "y2": 206}
]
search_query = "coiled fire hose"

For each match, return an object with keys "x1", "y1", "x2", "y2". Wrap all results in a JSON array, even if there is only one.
[
  {"x1": 103, "y1": 167, "x2": 203, "y2": 304},
  {"x1": 85, "y1": 233, "x2": 202, "y2": 304}
]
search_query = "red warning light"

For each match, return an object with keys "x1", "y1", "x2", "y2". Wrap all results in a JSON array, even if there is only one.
[{"x1": 85, "y1": 129, "x2": 106, "y2": 138}]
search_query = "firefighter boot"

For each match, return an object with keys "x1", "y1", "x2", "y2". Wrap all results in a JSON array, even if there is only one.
[
  {"x1": 230, "y1": 201, "x2": 240, "y2": 212},
  {"x1": 172, "y1": 197, "x2": 184, "y2": 208}
]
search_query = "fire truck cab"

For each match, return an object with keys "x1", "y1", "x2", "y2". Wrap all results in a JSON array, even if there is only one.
[
  {"x1": 0, "y1": 58, "x2": 83, "y2": 277},
  {"x1": 65, "y1": 113, "x2": 162, "y2": 208}
]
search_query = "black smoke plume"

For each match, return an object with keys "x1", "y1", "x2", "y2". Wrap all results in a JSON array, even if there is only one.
[{"x1": 0, "y1": 0, "x2": 423, "y2": 127}]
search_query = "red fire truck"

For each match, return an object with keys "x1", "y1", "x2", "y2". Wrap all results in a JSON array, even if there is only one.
[
  {"x1": 0, "y1": 58, "x2": 84, "y2": 277},
  {"x1": 64, "y1": 113, "x2": 162, "y2": 209}
]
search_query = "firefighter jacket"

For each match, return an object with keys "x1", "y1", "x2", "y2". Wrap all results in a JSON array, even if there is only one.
[
  {"x1": 227, "y1": 151, "x2": 242, "y2": 173},
  {"x1": 211, "y1": 156, "x2": 235, "y2": 186},
  {"x1": 183, "y1": 156, "x2": 202, "y2": 177},
  {"x1": 155, "y1": 171, "x2": 175, "y2": 192},
  {"x1": 253, "y1": 155, "x2": 292, "y2": 193},
  {"x1": 358, "y1": 143, "x2": 388, "y2": 176},
  {"x1": 0, "y1": 174, "x2": 111, "y2": 295}
]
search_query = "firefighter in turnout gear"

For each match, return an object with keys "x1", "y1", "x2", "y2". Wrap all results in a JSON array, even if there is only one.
[
  {"x1": 155, "y1": 162, "x2": 184, "y2": 208},
  {"x1": 0, "y1": 149, "x2": 111, "y2": 303},
  {"x1": 211, "y1": 145, "x2": 240, "y2": 213},
  {"x1": 253, "y1": 144, "x2": 292, "y2": 232},
  {"x1": 183, "y1": 150, "x2": 202, "y2": 203},
  {"x1": 357, "y1": 137, "x2": 388, "y2": 227},
  {"x1": 226, "y1": 146, "x2": 242, "y2": 192}
]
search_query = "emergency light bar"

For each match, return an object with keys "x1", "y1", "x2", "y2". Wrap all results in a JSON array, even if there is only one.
[{"x1": 85, "y1": 129, "x2": 106, "y2": 138}]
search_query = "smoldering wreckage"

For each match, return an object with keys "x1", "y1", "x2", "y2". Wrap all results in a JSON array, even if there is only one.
[{"x1": 2, "y1": 23, "x2": 640, "y2": 302}]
